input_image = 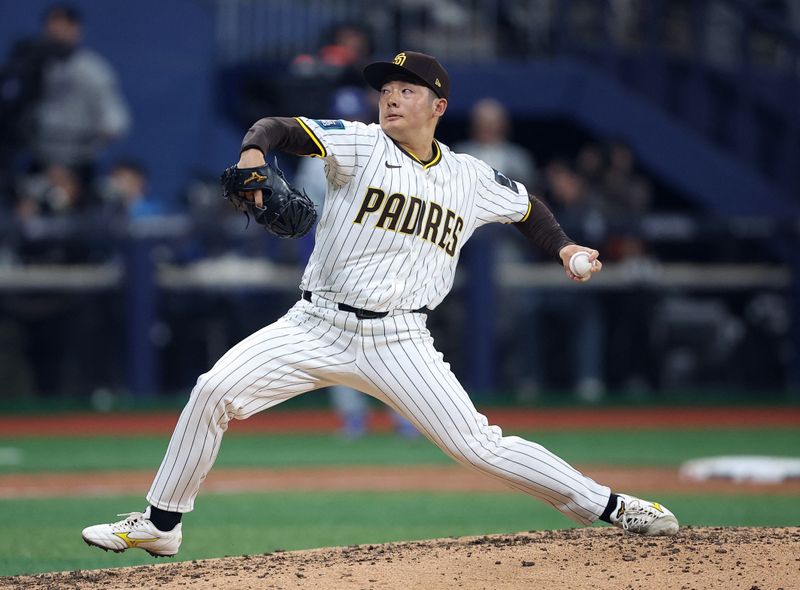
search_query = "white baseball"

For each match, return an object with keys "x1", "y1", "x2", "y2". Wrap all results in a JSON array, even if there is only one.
[{"x1": 569, "y1": 251, "x2": 593, "y2": 278}]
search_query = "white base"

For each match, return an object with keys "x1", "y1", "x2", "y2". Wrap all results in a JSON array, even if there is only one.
[{"x1": 679, "y1": 455, "x2": 800, "y2": 484}]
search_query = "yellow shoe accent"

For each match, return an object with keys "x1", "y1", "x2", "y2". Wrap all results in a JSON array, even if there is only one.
[{"x1": 114, "y1": 532, "x2": 159, "y2": 548}]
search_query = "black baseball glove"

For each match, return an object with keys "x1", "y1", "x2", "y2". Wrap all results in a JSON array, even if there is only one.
[{"x1": 220, "y1": 161, "x2": 317, "y2": 238}]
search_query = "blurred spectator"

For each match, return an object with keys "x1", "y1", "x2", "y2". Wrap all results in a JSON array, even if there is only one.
[
  {"x1": 13, "y1": 164, "x2": 98, "y2": 264},
  {"x1": 309, "y1": 22, "x2": 375, "y2": 88},
  {"x1": 495, "y1": 0, "x2": 554, "y2": 57},
  {"x1": 507, "y1": 160, "x2": 607, "y2": 402},
  {"x1": 455, "y1": 99, "x2": 547, "y2": 400},
  {"x1": 592, "y1": 141, "x2": 657, "y2": 394},
  {"x1": 12, "y1": 4, "x2": 130, "y2": 191},
  {"x1": 544, "y1": 159, "x2": 607, "y2": 243},
  {"x1": 393, "y1": 1, "x2": 494, "y2": 59},
  {"x1": 575, "y1": 142, "x2": 607, "y2": 188},
  {"x1": 327, "y1": 386, "x2": 420, "y2": 440},
  {"x1": 0, "y1": 17, "x2": 60, "y2": 205},
  {"x1": 287, "y1": 21, "x2": 375, "y2": 99},
  {"x1": 598, "y1": 141, "x2": 653, "y2": 268},
  {"x1": 454, "y1": 99, "x2": 539, "y2": 190},
  {"x1": 601, "y1": 140, "x2": 652, "y2": 217},
  {"x1": 98, "y1": 159, "x2": 168, "y2": 221},
  {"x1": 240, "y1": 22, "x2": 375, "y2": 124},
  {"x1": 16, "y1": 164, "x2": 84, "y2": 222},
  {"x1": 4, "y1": 159, "x2": 118, "y2": 398},
  {"x1": 8, "y1": 161, "x2": 117, "y2": 399}
]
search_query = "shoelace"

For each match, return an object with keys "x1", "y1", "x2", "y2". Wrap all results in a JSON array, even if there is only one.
[
  {"x1": 109, "y1": 512, "x2": 145, "y2": 531},
  {"x1": 620, "y1": 500, "x2": 660, "y2": 531}
]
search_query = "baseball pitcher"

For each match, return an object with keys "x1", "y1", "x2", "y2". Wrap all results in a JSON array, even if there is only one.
[{"x1": 82, "y1": 51, "x2": 678, "y2": 557}]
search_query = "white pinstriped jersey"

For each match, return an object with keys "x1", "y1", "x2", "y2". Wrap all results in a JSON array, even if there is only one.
[
  {"x1": 142, "y1": 117, "x2": 615, "y2": 527},
  {"x1": 295, "y1": 117, "x2": 531, "y2": 311}
]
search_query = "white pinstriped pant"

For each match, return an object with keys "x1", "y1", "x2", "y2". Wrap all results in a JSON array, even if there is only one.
[{"x1": 147, "y1": 295, "x2": 611, "y2": 525}]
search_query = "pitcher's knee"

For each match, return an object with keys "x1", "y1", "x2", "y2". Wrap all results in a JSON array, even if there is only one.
[
  {"x1": 445, "y1": 434, "x2": 503, "y2": 470},
  {"x1": 184, "y1": 373, "x2": 238, "y2": 427}
]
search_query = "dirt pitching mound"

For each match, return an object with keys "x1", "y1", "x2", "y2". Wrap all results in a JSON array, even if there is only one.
[{"x1": 3, "y1": 527, "x2": 798, "y2": 590}]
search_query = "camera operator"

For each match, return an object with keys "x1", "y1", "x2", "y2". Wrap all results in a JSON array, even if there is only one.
[{"x1": 0, "y1": 4, "x2": 131, "y2": 206}]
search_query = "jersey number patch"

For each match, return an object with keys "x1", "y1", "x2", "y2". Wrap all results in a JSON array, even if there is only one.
[{"x1": 493, "y1": 169, "x2": 519, "y2": 193}]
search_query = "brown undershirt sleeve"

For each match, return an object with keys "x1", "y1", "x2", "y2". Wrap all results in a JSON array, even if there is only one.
[
  {"x1": 240, "y1": 117, "x2": 324, "y2": 157},
  {"x1": 514, "y1": 194, "x2": 574, "y2": 262}
]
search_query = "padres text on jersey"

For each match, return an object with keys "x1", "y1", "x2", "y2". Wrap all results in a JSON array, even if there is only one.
[{"x1": 295, "y1": 117, "x2": 530, "y2": 311}]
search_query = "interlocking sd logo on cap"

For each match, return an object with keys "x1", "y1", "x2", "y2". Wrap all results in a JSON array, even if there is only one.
[{"x1": 363, "y1": 50, "x2": 450, "y2": 100}]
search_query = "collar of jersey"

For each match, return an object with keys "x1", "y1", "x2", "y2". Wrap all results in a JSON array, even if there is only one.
[{"x1": 391, "y1": 138, "x2": 442, "y2": 170}]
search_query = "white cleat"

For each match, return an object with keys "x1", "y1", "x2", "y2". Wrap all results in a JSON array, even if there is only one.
[
  {"x1": 81, "y1": 507, "x2": 182, "y2": 557},
  {"x1": 610, "y1": 494, "x2": 679, "y2": 536}
]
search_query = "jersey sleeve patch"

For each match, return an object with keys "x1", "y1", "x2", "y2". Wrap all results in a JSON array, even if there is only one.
[
  {"x1": 313, "y1": 119, "x2": 346, "y2": 130},
  {"x1": 493, "y1": 169, "x2": 520, "y2": 193}
]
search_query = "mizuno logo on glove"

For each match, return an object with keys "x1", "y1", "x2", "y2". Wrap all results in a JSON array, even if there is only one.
[
  {"x1": 243, "y1": 171, "x2": 268, "y2": 185},
  {"x1": 220, "y1": 162, "x2": 317, "y2": 238}
]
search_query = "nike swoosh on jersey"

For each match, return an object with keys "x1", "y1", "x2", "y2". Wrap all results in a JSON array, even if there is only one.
[{"x1": 385, "y1": 162, "x2": 402, "y2": 169}]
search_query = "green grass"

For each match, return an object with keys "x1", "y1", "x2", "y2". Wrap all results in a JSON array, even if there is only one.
[
  {"x1": 1, "y1": 428, "x2": 798, "y2": 578},
  {"x1": 1, "y1": 429, "x2": 798, "y2": 473},
  {"x1": 1, "y1": 491, "x2": 798, "y2": 578}
]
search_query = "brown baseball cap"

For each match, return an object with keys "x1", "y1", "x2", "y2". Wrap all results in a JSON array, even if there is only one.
[{"x1": 363, "y1": 51, "x2": 450, "y2": 100}]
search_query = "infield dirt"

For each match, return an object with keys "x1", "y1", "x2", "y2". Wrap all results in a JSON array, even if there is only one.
[{"x1": 2, "y1": 527, "x2": 798, "y2": 590}]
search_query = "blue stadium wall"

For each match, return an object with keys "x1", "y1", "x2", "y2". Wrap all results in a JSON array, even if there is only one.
[{"x1": 2, "y1": 0, "x2": 796, "y2": 216}]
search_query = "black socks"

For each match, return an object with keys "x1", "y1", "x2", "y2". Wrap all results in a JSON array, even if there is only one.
[
  {"x1": 149, "y1": 505, "x2": 182, "y2": 532},
  {"x1": 599, "y1": 493, "x2": 620, "y2": 524}
]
